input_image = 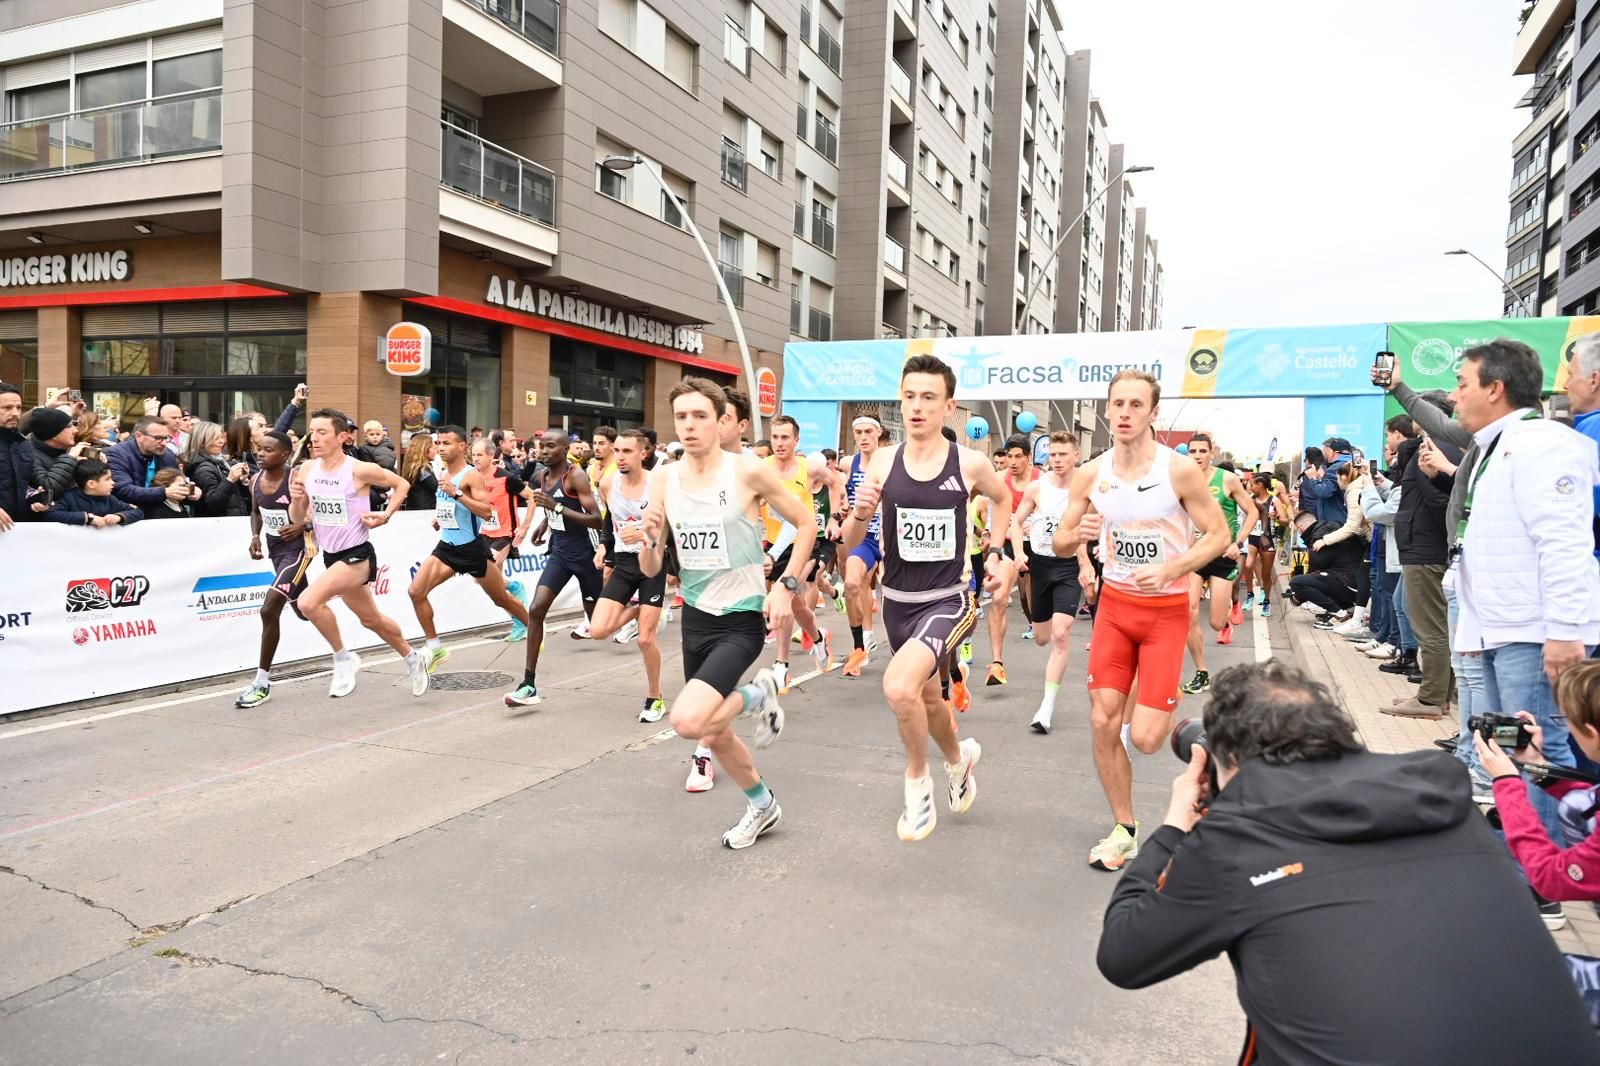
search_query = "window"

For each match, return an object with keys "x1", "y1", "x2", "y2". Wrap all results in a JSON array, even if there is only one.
[
  {"x1": 756, "y1": 241, "x2": 779, "y2": 286},
  {"x1": 760, "y1": 11, "x2": 786, "y2": 68},
  {"x1": 811, "y1": 197, "x2": 836, "y2": 253},
  {"x1": 986, "y1": 6, "x2": 997, "y2": 48},
  {"x1": 796, "y1": 75, "x2": 811, "y2": 139},
  {"x1": 724, "y1": 15, "x2": 750, "y2": 74},
  {"x1": 800, "y1": 3, "x2": 812, "y2": 47},
  {"x1": 794, "y1": 200, "x2": 805, "y2": 236},
  {"x1": 597, "y1": 163, "x2": 627, "y2": 201},
  {"x1": 791, "y1": 273, "x2": 804, "y2": 334},
  {"x1": 722, "y1": 136, "x2": 748, "y2": 191},
  {"x1": 1586, "y1": 3, "x2": 1600, "y2": 44},
  {"x1": 981, "y1": 124, "x2": 991, "y2": 167},
  {"x1": 1581, "y1": 56, "x2": 1600, "y2": 105},
  {"x1": 947, "y1": 252, "x2": 959, "y2": 280},
  {"x1": 719, "y1": 229, "x2": 745, "y2": 307},
  {"x1": 77, "y1": 64, "x2": 147, "y2": 110},
  {"x1": 978, "y1": 185, "x2": 989, "y2": 225},
  {"x1": 813, "y1": 107, "x2": 838, "y2": 163},
  {"x1": 601, "y1": 0, "x2": 698, "y2": 92},
  {"x1": 760, "y1": 132, "x2": 781, "y2": 178},
  {"x1": 594, "y1": 135, "x2": 692, "y2": 229},
  {"x1": 809, "y1": 280, "x2": 833, "y2": 341},
  {"x1": 154, "y1": 50, "x2": 222, "y2": 96},
  {"x1": 976, "y1": 244, "x2": 986, "y2": 282},
  {"x1": 815, "y1": 1, "x2": 843, "y2": 73},
  {"x1": 4, "y1": 81, "x2": 68, "y2": 122}
]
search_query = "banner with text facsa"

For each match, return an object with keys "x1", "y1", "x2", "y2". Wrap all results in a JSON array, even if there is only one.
[
  {"x1": 0, "y1": 515, "x2": 580, "y2": 716},
  {"x1": 1386, "y1": 318, "x2": 1600, "y2": 395}
]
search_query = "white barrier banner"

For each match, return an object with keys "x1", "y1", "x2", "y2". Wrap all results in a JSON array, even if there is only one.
[{"x1": 0, "y1": 515, "x2": 581, "y2": 715}]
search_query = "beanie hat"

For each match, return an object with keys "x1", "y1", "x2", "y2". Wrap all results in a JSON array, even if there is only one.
[{"x1": 26, "y1": 406, "x2": 73, "y2": 442}]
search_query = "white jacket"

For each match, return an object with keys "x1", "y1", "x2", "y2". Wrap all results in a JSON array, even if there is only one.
[
  {"x1": 1455, "y1": 412, "x2": 1600, "y2": 651},
  {"x1": 1361, "y1": 480, "x2": 1401, "y2": 574}
]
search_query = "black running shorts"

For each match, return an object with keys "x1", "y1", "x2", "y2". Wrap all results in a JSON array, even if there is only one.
[
  {"x1": 883, "y1": 588, "x2": 979, "y2": 678},
  {"x1": 1028, "y1": 555, "x2": 1083, "y2": 625},
  {"x1": 322, "y1": 541, "x2": 377, "y2": 583},
  {"x1": 267, "y1": 535, "x2": 312, "y2": 603},
  {"x1": 1197, "y1": 554, "x2": 1241, "y2": 583},
  {"x1": 539, "y1": 550, "x2": 603, "y2": 604},
  {"x1": 681, "y1": 605, "x2": 766, "y2": 696},
  {"x1": 432, "y1": 538, "x2": 492, "y2": 579},
  {"x1": 600, "y1": 552, "x2": 667, "y2": 607}
]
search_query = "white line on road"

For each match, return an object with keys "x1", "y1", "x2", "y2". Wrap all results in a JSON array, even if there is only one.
[{"x1": 1254, "y1": 605, "x2": 1272, "y2": 663}]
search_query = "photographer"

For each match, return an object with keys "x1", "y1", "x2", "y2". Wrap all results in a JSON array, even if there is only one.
[{"x1": 1097, "y1": 661, "x2": 1597, "y2": 1065}]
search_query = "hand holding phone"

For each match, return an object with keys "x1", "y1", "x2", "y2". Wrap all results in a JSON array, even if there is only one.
[{"x1": 1372, "y1": 351, "x2": 1396, "y2": 390}]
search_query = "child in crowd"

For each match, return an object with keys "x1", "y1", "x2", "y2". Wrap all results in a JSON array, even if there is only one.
[{"x1": 44, "y1": 460, "x2": 143, "y2": 527}]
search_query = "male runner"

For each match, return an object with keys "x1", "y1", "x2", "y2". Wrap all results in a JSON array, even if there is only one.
[
  {"x1": 470, "y1": 438, "x2": 523, "y2": 567},
  {"x1": 588, "y1": 425, "x2": 618, "y2": 487},
  {"x1": 408, "y1": 427, "x2": 532, "y2": 672},
  {"x1": 236, "y1": 430, "x2": 312, "y2": 708},
  {"x1": 639, "y1": 377, "x2": 815, "y2": 848},
  {"x1": 585, "y1": 429, "x2": 670, "y2": 723},
  {"x1": 1012, "y1": 430, "x2": 1096, "y2": 733},
  {"x1": 503, "y1": 429, "x2": 604, "y2": 705},
  {"x1": 841, "y1": 415, "x2": 886, "y2": 677},
  {"x1": 762, "y1": 414, "x2": 833, "y2": 692},
  {"x1": 288, "y1": 408, "x2": 428, "y2": 699},
  {"x1": 1001, "y1": 434, "x2": 1040, "y2": 634},
  {"x1": 1178, "y1": 433, "x2": 1258, "y2": 695},
  {"x1": 813, "y1": 449, "x2": 848, "y2": 610},
  {"x1": 1051, "y1": 371, "x2": 1229, "y2": 870},
  {"x1": 977, "y1": 441, "x2": 1033, "y2": 687},
  {"x1": 844, "y1": 355, "x2": 1009, "y2": 841}
]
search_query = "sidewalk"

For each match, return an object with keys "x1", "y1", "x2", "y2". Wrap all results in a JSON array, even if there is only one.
[{"x1": 1281, "y1": 597, "x2": 1600, "y2": 958}]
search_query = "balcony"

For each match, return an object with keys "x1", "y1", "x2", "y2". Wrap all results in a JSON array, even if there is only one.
[
  {"x1": 808, "y1": 307, "x2": 833, "y2": 341},
  {"x1": 886, "y1": 148, "x2": 909, "y2": 206},
  {"x1": 445, "y1": 0, "x2": 562, "y2": 94},
  {"x1": 882, "y1": 322, "x2": 904, "y2": 338},
  {"x1": 812, "y1": 210, "x2": 836, "y2": 254},
  {"x1": 890, "y1": 63, "x2": 914, "y2": 124},
  {"x1": 885, "y1": 236, "x2": 906, "y2": 275},
  {"x1": 720, "y1": 263, "x2": 744, "y2": 307},
  {"x1": 721, "y1": 137, "x2": 748, "y2": 191},
  {"x1": 0, "y1": 90, "x2": 221, "y2": 182},
  {"x1": 1510, "y1": 152, "x2": 1548, "y2": 195},
  {"x1": 439, "y1": 121, "x2": 557, "y2": 266},
  {"x1": 1507, "y1": 199, "x2": 1545, "y2": 239},
  {"x1": 817, "y1": 28, "x2": 842, "y2": 75}
]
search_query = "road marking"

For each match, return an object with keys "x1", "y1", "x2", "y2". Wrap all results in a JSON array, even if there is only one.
[{"x1": 1254, "y1": 605, "x2": 1272, "y2": 663}]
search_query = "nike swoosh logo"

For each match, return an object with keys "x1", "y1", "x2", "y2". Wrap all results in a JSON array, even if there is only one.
[{"x1": 1136, "y1": 483, "x2": 1158, "y2": 492}]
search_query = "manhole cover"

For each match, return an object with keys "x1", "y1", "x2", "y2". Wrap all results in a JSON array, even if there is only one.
[{"x1": 428, "y1": 671, "x2": 516, "y2": 691}]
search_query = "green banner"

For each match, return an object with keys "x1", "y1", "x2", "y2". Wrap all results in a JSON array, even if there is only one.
[{"x1": 1386, "y1": 319, "x2": 1568, "y2": 393}]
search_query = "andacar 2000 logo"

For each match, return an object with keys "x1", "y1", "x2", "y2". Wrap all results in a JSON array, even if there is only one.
[{"x1": 65, "y1": 575, "x2": 151, "y2": 613}]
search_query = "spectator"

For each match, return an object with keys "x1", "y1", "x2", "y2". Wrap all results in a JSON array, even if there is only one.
[
  {"x1": 107, "y1": 416, "x2": 185, "y2": 517},
  {"x1": 224, "y1": 417, "x2": 258, "y2": 471},
  {"x1": 182, "y1": 420, "x2": 252, "y2": 518},
  {"x1": 155, "y1": 402, "x2": 187, "y2": 454},
  {"x1": 753, "y1": 438, "x2": 772, "y2": 459},
  {"x1": 75, "y1": 410, "x2": 114, "y2": 459},
  {"x1": 1565, "y1": 335, "x2": 1600, "y2": 559},
  {"x1": 1449, "y1": 339, "x2": 1600, "y2": 845},
  {"x1": 398, "y1": 432, "x2": 439, "y2": 510},
  {"x1": 0, "y1": 380, "x2": 46, "y2": 530},
  {"x1": 358, "y1": 419, "x2": 397, "y2": 511},
  {"x1": 1301, "y1": 436, "x2": 1354, "y2": 525},
  {"x1": 1359, "y1": 444, "x2": 1413, "y2": 669},
  {"x1": 144, "y1": 468, "x2": 195, "y2": 518},
  {"x1": 44, "y1": 459, "x2": 142, "y2": 528},
  {"x1": 1096, "y1": 660, "x2": 1599, "y2": 1065},
  {"x1": 25, "y1": 405, "x2": 84, "y2": 503},
  {"x1": 1286, "y1": 509, "x2": 1367, "y2": 623}
]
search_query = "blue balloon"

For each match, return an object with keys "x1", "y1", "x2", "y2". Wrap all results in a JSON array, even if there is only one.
[
  {"x1": 965, "y1": 416, "x2": 990, "y2": 441},
  {"x1": 1175, "y1": 442, "x2": 1189, "y2": 455},
  {"x1": 425, "y1": 407, "x2": 440, "y2": 426},
  {"x1": 1015, "y1": 411, "x2": 1037, "y2": 433}
]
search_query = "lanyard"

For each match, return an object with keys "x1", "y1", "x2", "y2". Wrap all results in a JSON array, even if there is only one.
[{"x1": 1455, "y1": 411, "x2": 1539, "y2": 541}]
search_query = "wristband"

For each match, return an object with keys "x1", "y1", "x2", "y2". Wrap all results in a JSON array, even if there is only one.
[{"x1": 986, "y1": 546, "x2": 1003, "y2": 558}]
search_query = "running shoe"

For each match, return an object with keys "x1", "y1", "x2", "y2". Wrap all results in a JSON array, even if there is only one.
[
  {"x1": 865, "y1": 630, "x2": 879, "y2": 654},
  {"x1": 723, "y1": 797, "x2": 782, "y2": 849},
  {"x1": 407, "y1": 651, "x2": 430, "y2": 697},
  {"x1": 1217, "y1": 624, "x2": 1233, "y2": 646},
  {"x1": 503, "y1": 682, "x2": 542, "y2": 706},
  {"x1": 1255, "y1": 589, "x2": 1266, "y2": 611},
  {"x1": 571, "y1": 621, "x2": 591, "y2": 639},
  {"x1": 506, "y1": 580, "x2": 526, "y2": 602},
  {"x1": 1022, "y1": 625, "x2": 1034, "y2": 641},
  {"x1": 658, "y1": 607, "x2": 673, "y2": 630},
  {"x1": 1089, "y1": 823, "x2": 1139, "y2": 871},
  {"x1": 951, "y1": 663, "x2": 972, "y2": 713},
  {"x1": 1535, "y1": 890, "x2": 1568, "y2": 931},
  {"x1": 504, "y1": 619, "x2": 528, "y2": 643},
  {"x1": 1229, "y1": 601, "x2": 1244, "y2": 626},
  {"x1": 329, "y1": 652, "x2": 361, "y2": 698},
  {"x1": 945, "y1": 738, "x2": 981, "y2": 813},
  {"x1": 685, "y1": 754, "x2": 715, "y2": 792},
  {"x1": 612, "y1": 618, "x2": 640, "y2": 645},
  {"x1": 810, "y1": 627, "x2": 833, "y2": 673},
  {"x1": 426, "y1": 645, "x2": 450, "y2": 673},
  {"x1": 1030, "y1": 707, "x2": 1050, "y2": 735},
  {"x1": 763, "y1": 630, "x2": 776, "y2": 646},
  {"x1": 1180, "y1": 669, "x2": 1210, "y2": 695},
  {"x1": 234, "y1": 683, "x2": 271, "y2": 709},
  {"x1": 841, "y1": 647, "x2": 868, "y2": 678},
  {"x1": 1260, "y1": 600, "x2": 1272, "y2": 618},
  {"x1": 959, "y1": 638, "x2": 974, "y2": 665},
  {"x1": 639, "y1": 696, "x2": 666, "y2": 723},
  {"x1": 833, "y1": 591, "x2": 846, "y2": 613},
  {"x1": 750, "y1": 668, "x2": 785, "y2": 748},
  {"x1": 985, "y1": 661, "x2": 1007, "y2": 686},
  {"x1": 897, "y1": 774, "x2": 937, "y2": 842},
  {"x1": 671, "y1": 593, "x2": 685, "y2": 609},
  {"x1": 773, "y1": 660, "x2": 791, "y2": 696},
  {"x1": 1364, "y1": 642, "x2": 1398, "y2": 660}
]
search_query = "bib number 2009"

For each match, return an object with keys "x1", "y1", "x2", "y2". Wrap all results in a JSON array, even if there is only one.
[{"x1": 1111, "y1": 531, "x2": 1163, "y2": 571}]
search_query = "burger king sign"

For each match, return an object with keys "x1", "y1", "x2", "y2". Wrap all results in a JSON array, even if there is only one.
[{"x1": 384, "y1": 322, "x2": 432, "y2": 377}]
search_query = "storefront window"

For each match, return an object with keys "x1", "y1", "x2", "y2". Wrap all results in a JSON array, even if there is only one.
[
  {"x1": 405, "y1": 307, "x2": 502, "y2": 432},
  {"x1": 548, "y1": 336, "x2": 647, "y2": 437},
  {"x1": 0, "y1": 341, "x2": 38, "y2": 408}
]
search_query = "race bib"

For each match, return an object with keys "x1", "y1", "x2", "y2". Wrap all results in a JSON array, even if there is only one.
[
  {"x1": 896, "y1": 506, "x2": 957, "y2": 562},
  {"x1": 481, "y1": 508, "x2": 501, "y2": 533},
  {"x1": 260, "y1": 507, "x2": 291, "y2": 536},
  {"x1": 547, "y1": 507, "x2": 566, "y2": 533},
  {"x1": 1029, "y1": 513, "x2": 1060, "y2": 557},
  {"x1": 614, "y1": 520, "x2": 644, "y2": 554},
  {"x1": 675, "y1": 518, "x2": 729, "y2": 570},
  {"x1": 310, "y1": 493, "x2": 348, "y2": 528},
  {"x1": 814, "y1": 508, "x2": 827, "y2": 532},
  {"x1": 435, "y1": 496, "x2": 459, "y2": 530},
  {"x1": 1109, "y1": 529, "x2": 1164, "y2": 573}
]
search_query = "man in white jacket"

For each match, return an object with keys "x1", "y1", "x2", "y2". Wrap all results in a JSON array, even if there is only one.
[{"x1": 1452, "y1": 339, "x2": 1600, "y2": 838}]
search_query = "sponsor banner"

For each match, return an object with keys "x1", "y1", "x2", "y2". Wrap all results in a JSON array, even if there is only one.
[
  {"x1": 1303, "y1": 395, "x2": 1387, "y2": 469},
  {"x1": 1184, "y1": 324, "x2": 1389, "y2": 399},
  {"x1": 2, "y1": 515, "x2": 580, "y2": 715},
  {"x1": 1386, "y1": 318, "x2": 1600, "y2": 394},
  {"x1": 779, "y1": 400, "x2": 841, "y2": 454}
]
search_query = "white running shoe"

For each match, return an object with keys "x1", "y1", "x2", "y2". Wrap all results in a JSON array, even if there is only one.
[
  {"x1": 750, "y1": 669, "x2": 784, "y2": 749},
  {"x1": 329, "y1": 652, "x2": 361, "y2": 698},
  {"x1": 945, "y1": 737, "x2": 981, "y2": 813},
  {"x1": 1364, "y1": 642, "x2": 1398, "y2": 660},
  {"x1": 1121, "y1": 723, "x2": 1133, "y2": 759},
  {"x1": 685, "y1": 753, "x2": 715, "y2": 792},
  {"x1": 1352, "y1": 639, "x2": 1381, "y2": 653},
  {"x1": 772, "y1": 660, "x2": 791, "y2": 696},
  {"x1": 612, "y1": 618, "x2": 640, "y2": 645},
  {"x1": 865, "y1": 631, "x2": 879, "y2": 654},
  {"x1": 1030, "y1": 707, "x2": 1052, "y2": 735},
  {"x1": 657, "y1": 607, "x2": 673, "y2": 631},
  {"x1": 897, "y1": 774, "x2": 937, "y2": 841},
  {"x1": 571, "y1": 621, "x2": 591, "y2": 639},
  {"x1": 406, "y1": 651, "x2": 429, "y2": 697},
  {"x1": 722, "y1": 798, "x2": 781, "y2": 849}
]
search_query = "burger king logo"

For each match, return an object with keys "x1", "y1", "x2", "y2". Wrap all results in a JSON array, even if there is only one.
[{"x1": 384, "y1": 322, "x2": 432, "y2": 377}]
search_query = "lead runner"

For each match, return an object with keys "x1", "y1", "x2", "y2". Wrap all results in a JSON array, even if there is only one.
[{"x1": 843, "y1": 354, "x2": 1012, "y2": 841}]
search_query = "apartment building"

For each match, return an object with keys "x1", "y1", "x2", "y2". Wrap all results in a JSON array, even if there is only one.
[
  {"x1": 1053, "y1": 48, "x2": 1105, "y2": 334},
  {"x1": 0, "y1": 0, "x2": 801, "y2": 438},
  {"x1": 1097, "y1": 141, "x2": 1137, "y2": 332},
  {"x1": 1130, "y1": 205, "x2": 1161, "y2": 331},
  {"x1": 1505, "y1": 1, "x2": 1573, "y2": 317}
]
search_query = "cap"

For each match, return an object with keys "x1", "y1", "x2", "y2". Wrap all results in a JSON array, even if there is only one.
[
  {"x1": 1323, "y1": 436, "x2": 1354, "y2": 454},
  {"x1": 25, "y1": 405, "x2": 73, "y2": 442}
]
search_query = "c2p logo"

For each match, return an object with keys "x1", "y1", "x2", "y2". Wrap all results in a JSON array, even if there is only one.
[{"x1": 65, "y1": 576, "x2": 150, "y2": 614}]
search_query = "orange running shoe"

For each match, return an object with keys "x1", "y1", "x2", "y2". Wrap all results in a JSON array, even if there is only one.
[
  {"x1": 1229, "y1": 601, "x2": 1244, "y2": 626},
  {"x1": 985, "y1": 661, "x2": 1007, "y2": 686},
  {"x1": 842, "y1": 647, "x2": 869, "y2": 678},
  {"x1": 952, "y1": 664, "x2": 972, "y2": 712},
  {"x1": 1218, "y1": 624, "x2": 1234, "y2": 646}
]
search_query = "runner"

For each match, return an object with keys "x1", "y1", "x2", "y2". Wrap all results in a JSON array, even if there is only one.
[
  {"x1": 638, "y1": 377, "x2": 817, "y2": 848},
  {"x1": 588, "y1": 424, "x2": 618, "y2": 488},
  {"x1": 1178, "y1": 433, "x2": 1258, "y2": 695},
  {"x1": 812, "y1": 448, "x2": 848, "y2": 611},
  {"x1": 843, "y1": 355, "x2": 1009, "y2": 841},
  {"x1": 470, "y1": 438, "x2": 523, "y2": 567},
  {"x1": 407, "y1": 426, "x2": 532, "y2": 673},
  {"x1": 761, "y1": 414, "x2": 833, "y2": 693},
  {"x1": 288, "y1": 408, "x2": 429, "y2": 699},
  {"x1": 1245, "y1": 472, "x2": 1281, "y2": 618},
  {"x1": 585, "y1": 429, "x2": 670, "y2": 723},
  {"x1": 503, "y1": 429, "x2": 604, "y2": 706},
  {"x1": 1051, "y1": 371, "x2": 1229, "y2": 870},
  {"x1": 840, "y1": 416, "x2": 886, "y2": 677},
  {"x1": 235, "y1": 430, "x2": 313, "y2": 708},
  {"x1": 1001, "y1": 434, "x2": 1040, "y2": 638},
  {"x1": 1012, "y1": 430, "x2": 1096, "y2": 734}
]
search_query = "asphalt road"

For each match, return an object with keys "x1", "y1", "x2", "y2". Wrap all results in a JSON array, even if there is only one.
[{"x1": 0, "y1": 592, "x2": 1287, "y2": 1064}]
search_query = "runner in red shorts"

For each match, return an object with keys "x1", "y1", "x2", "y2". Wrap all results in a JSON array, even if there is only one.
[{"x1": 1052, "y1": 369, "x2": 1229, "y2": 871}]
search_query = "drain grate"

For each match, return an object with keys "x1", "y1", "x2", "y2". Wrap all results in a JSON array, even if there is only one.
[{"x1": 427, "y1": 671, "x2": 516, "y2": 691}]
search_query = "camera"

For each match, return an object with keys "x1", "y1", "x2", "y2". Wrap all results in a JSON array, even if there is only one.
[
  {"x1": 1469, "y1": 712, "x2": 1532, "y2": 751},
  {"x1": 1171, "y1": 718, "x2": 1219, "y2": 795}
]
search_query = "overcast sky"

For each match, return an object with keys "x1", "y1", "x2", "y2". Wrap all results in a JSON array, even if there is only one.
[{"x1": 1061, "y1": 0, "x2": 1527, "y2": 330}]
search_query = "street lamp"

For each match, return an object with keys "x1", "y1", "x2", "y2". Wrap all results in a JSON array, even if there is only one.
[
  {"x1": 601, "y1": 154, "x2": 762, "y2": 437},
  {"x1": 1444, "y1": 249, "x2": 1538, "y2": 318},
  {"x1": 1012, "y1": 163, "x2": 1154, "y2": 335}
]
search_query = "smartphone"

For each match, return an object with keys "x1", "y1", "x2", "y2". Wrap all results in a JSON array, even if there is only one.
[
  {"x1": 66, "y1": 389, "x2": 83, "y2": 403},
  {"x1": 1373, "y1": 351, "x2": 1396, "y2": 387}
]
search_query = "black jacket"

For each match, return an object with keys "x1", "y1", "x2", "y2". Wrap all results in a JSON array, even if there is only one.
[
  {"x1": 0, "y1": 426, "x2": 44, "y2": 520},
  {"x1": 185, "y1": 455, "x2": 252, "y2": 518},
  {"x1": 1393, "y1": 434, "x2": 1459, "y2": 566},
  {"x1": 29, "y1": 437, "x2": 77, "y2": 502},
  {"x1": 1301, "y1": 518, "x2": 1365, "y2": 580},
  {"x1": 44, "y1": 489, "x2": 144, "y2": 526},
  {"x1": 401, "y1": 467, "x2": 438, "y2": 511},
  {"x1": 1098, "y1": 750, "x2": 1598, "y2": 1065}
]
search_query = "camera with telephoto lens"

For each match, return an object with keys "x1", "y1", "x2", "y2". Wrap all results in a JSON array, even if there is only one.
[
  {"x1": 1469, "y1": 712, "x2": 1533, "y2": 751},
  {"x1": 1171, "y1": 718, "x2": 1220, "y2": 796}
]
